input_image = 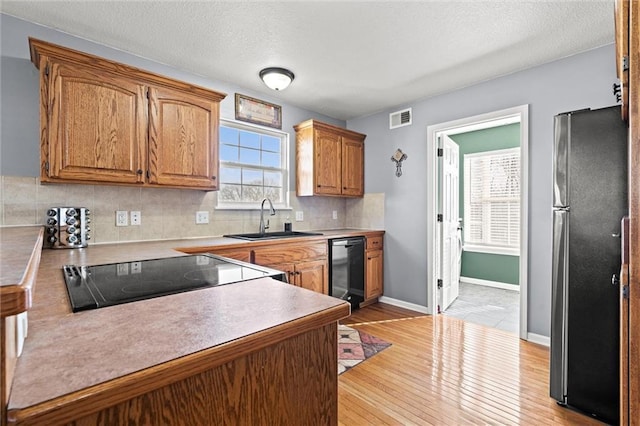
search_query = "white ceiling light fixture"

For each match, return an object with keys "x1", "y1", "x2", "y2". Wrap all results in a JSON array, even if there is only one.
[{"x1": 259, "y1": 67, "x2": 295, "y2": 91}]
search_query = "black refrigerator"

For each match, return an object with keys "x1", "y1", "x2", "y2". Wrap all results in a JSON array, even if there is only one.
[{"x1": 550, "y1": 106, "x2": 627, "y2": 424}]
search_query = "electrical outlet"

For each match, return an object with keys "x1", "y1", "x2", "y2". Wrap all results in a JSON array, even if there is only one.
[
  {"x1": 196, "y1": 211, "x2": 209, "y2": 224},
  {"x1": 131, "y1": 261, "x2": 142, "y2": 274},
  {"x1": 130, "y1": 211, "x2": 141, "y2": 226},
  {"x1": 116, "y1": 210, "x2": 128, "y2": 227},
  {"x1": 332, "y1": 210, "x2": 338, "y2": 220},
  {"x1": 295, "y1": 211, "x2": 304, "y2": 221}
]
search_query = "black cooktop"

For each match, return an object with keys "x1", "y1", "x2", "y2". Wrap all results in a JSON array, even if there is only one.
[{"x1": 63, "y1": 254, "x2": 286, "y2": 312}]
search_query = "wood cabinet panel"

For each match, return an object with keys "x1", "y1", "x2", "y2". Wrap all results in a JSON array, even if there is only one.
[
  {"x1": 296, "y1": 260, "x2": 328, "y2": 294},
  {"x1": 314, "y1": 129, "x2": 342, "y2": 195},
  {"x1": 365, "y1": 249, "x2": 383, "y2": 301},
  {"x1": 148, "y1": 87, "x2": 219, "y2": 189},
  {"x1": 294, "y1": 120, "x2": 365, "y2": 198},
  {"x1": 253, "y1": 241, "x2": 328, "y2": 294},
  {"x1": 366, "y1": 236, "x2": 384, "y2": 251},
  {"x1": 341, "y1": 136, "x2": 364, "y2": 196},
  {"x1": 252, "y1": 241, "x2": 327, "y2": 265},
  {"x1": 206, "y1": 247, "x2": 252, "y2": 263},
  {"x1": 45, "y1": 61, "x2": 146, "y2": 184}
]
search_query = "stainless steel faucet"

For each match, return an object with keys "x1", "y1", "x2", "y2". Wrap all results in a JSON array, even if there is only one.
[{"x1": 259, "y1": 198, "x2": 276, "y2": 235}]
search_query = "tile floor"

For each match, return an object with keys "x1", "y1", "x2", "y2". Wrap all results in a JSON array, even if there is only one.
[{"x1": 443, "y1": 282, "x2": 520, "y2": 334}]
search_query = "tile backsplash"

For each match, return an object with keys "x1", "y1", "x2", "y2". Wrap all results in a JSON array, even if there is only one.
[{"x1": 1, "y1": 176, "x2": 384, "y2": 243}]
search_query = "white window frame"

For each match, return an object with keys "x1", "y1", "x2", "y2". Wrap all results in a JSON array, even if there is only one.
[
  {"x1": 215, "y1": 118, "x2": 290, "y2": 210},
  {"x1": 463, "y1": 147, "x2": 520, "y2": 256}
]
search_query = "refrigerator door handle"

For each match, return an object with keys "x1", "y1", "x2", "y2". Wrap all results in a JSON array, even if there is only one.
[
  {"x1": 550, "y1": 209, "x2": 569, "y2": 402},
  {"x1": 553, "y1": 114, "x2": 570, "y2": 208}
]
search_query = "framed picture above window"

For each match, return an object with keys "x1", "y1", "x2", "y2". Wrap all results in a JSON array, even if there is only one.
[
  {"x1": 217, "y1": 119, "x2": 289, "y2": 209},
  {"x1": 235, "y1": 93, "x2": 282, "y2": 129}
]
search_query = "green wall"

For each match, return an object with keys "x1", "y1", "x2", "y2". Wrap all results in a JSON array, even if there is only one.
[{"x1": 449, "y1": 123, "x2": 520, "y2": 286}]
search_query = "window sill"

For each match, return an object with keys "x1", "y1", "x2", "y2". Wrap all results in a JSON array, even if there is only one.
[{"x1": 462, "y1": 245, "x2": 519, "y2": 256}]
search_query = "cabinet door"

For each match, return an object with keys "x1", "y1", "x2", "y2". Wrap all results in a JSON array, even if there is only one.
[
  {"x1": 295, "y1": 260, "x2": 328, "y2": 294},
  {"x1": 262, "y1": 262, "x2": 295, "y2": 285},
  {"x1": 148, "y1": 87, "x2": 219, "y2": 189},
  {"x1": 365, "y1": 249, "x2": 383, "y2": 300},
  {"x1": 45, "y1": 61, "x2": 146, "y2": 184},
  {"x1": 314, "y1": 129, "x2": 342, "y2": 195},
  {"x1": 341, "y1": 137, "x2": 364, "y2": 196}
]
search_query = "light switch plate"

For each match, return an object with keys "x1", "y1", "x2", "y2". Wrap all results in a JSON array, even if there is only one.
[
  {"x1": 332, "y1": 210, "x2": 338, "y2": 220},
  {"x1": 295, "y1": 211, "x2": 304, "y2": 221}
]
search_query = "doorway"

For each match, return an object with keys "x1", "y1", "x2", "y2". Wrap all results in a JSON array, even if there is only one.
[{"x1": 426, "y1": 105, "x2": 529, "y2": 340}]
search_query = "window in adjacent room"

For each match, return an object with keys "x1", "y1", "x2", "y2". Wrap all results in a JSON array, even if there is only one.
[
  {"x1": 463, "y1": 147, "x2": 520, "y2": 255},
  {"x1": 217, "y1": 119, "x2": 289, "y2": 209}
]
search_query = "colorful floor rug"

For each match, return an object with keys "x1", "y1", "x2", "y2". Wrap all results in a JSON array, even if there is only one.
[{"x1": 338, "y1": 324, "x2": 391, "y2": 375}]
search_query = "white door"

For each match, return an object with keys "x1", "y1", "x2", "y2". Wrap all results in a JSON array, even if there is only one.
[{"x1": 440, "y1": 134, "x2": 461, "y2": 311}]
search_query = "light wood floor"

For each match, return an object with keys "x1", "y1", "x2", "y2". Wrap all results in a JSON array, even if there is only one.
[{"x1": 338, "y1": 303, "x2": 601, "y2": 425}]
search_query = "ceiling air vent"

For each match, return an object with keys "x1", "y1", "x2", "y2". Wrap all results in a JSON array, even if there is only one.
[{"x1": 389, "y1": 108, "x2": 412, "y2": 129}]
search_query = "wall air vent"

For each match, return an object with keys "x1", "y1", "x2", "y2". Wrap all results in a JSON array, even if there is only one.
[{"x1": 389, "y1": 108, "x2": 412, "y2": 129}]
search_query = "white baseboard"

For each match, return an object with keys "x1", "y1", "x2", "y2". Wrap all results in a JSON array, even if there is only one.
[
  {"x1": 378, "y1": 296, "x2": 430, "y2": 314},
  {"x1": 460, "y1": 276, "x2": 520, "y2": 292},
  {"x1": 527, "y1": 333, "x2": 550, "y2": 347}
]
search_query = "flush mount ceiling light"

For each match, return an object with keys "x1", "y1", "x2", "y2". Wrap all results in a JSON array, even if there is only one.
[{"x1": 259, "y1": 67, "x2": 295, "y2": 91}]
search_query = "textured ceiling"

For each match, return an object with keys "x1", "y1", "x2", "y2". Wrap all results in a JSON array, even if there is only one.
[{"x1": 1, "y1": 1, "x2": 615, "y2": 120}]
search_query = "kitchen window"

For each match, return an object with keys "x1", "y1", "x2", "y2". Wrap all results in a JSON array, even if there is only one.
[
  {"x1": 463, "y1": 147, "x2": 520, "y2": 255},
  {"x1": 217, "y1": 119, "x2": 289, "y2": 209}
]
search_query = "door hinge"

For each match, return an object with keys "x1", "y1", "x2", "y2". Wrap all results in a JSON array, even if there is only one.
[
  {"x1": 146, "y1": 170, "x2": 150, "y2": 179},
  {"x1": 45, "y1": 161, "x2": 49, "y2": 172},
  {"x1": 146, "y1": 89, "x2": 150, "y2": 99},
  {"x1": 437, "y1": 148, "x2": 444, "y2": 157},
  {"x1": 437, "y1": 214, "x2": 443, "y2": 222},
  {"x1": 623, "y1": 56, "x2": 629, "y2": 72},
  {"x1": 44, "y1": 64, "x2": 49, "y2": 76},
  {"x1": 437, "y1": 279, "x2": 443, "y2": 289},
  {"x1": 623, "y1": 285, "x2": 630, "y2": 299}
]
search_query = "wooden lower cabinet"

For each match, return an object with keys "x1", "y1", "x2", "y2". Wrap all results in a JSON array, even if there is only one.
[
  {"x1": 206, "y1": 247, "x2": 252, "y2": 263},
  {"x1": 365, "y1": 249, "x2": 383, "y2": 301},
  {"x1": 14, "y1": 323, "x2": 339, "y2": 425},
  {"x1": 294, "y1": 260, "x2": 327, "y2": 294},
  {"x1": 253, "y1": 242, "x2": 328, "y2": 295}
]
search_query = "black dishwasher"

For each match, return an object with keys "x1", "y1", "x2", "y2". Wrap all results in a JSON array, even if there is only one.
[{"x1": 329, "y1": 237, "x2": 365, "y2": 309}]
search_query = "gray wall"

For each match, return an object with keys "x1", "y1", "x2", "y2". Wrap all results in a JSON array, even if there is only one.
[
  {"x1": 0, "y1": 13, "x2": 344, "y2": 183},
  {"x1": 347, "y1": 44, "x2": 617, "y2": 337}
]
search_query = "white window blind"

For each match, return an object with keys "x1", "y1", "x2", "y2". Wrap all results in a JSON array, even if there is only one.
[{"x1": 464, "y1": 147, "x2": 520, "y2": 253}]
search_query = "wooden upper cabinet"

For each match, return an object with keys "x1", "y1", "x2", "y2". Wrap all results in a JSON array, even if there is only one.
[
  {"x1": 341, "y1": 136, "x2": 364, "y2": 196},
  {"x1": 314, "y1": 129, "x2": 342, "y2": 195},
  {"x1": 615, "y1": 0, "x2": 630, "y2": 121},
  {"x1": 30, "y1": 38, "x2": 226, "y2": 191},
  {"x1": 294, "y1": 119, "x2": 365, "y2": 197},
  {"x1": 45, "y1": 61, "x2": 147, "y2": 184},
  {"x1": 148, "y1": 87, "x2": 219, "y2": 189}
]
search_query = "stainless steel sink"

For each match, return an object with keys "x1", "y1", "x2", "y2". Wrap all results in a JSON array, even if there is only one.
[{"x1": 223, "y1": 231, "x2": 324, "y2": 241}]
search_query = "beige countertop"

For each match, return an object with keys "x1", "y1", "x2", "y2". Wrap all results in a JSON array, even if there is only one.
[{"x1": 5, "y1": 227, "x2": 381, "y2": 421}]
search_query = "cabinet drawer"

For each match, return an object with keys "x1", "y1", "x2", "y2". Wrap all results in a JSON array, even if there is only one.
[
  {"x1": 253, "y1": 241, "x2": 327, "y2": 265},
  {"x1": 366, "y1": 236, "x2": 383, "y2": 250}
]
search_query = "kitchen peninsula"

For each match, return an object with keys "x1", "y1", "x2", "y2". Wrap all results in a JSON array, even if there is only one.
[{"x1": 1, "y1": 227, "x2": 360, "y2": 425}]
